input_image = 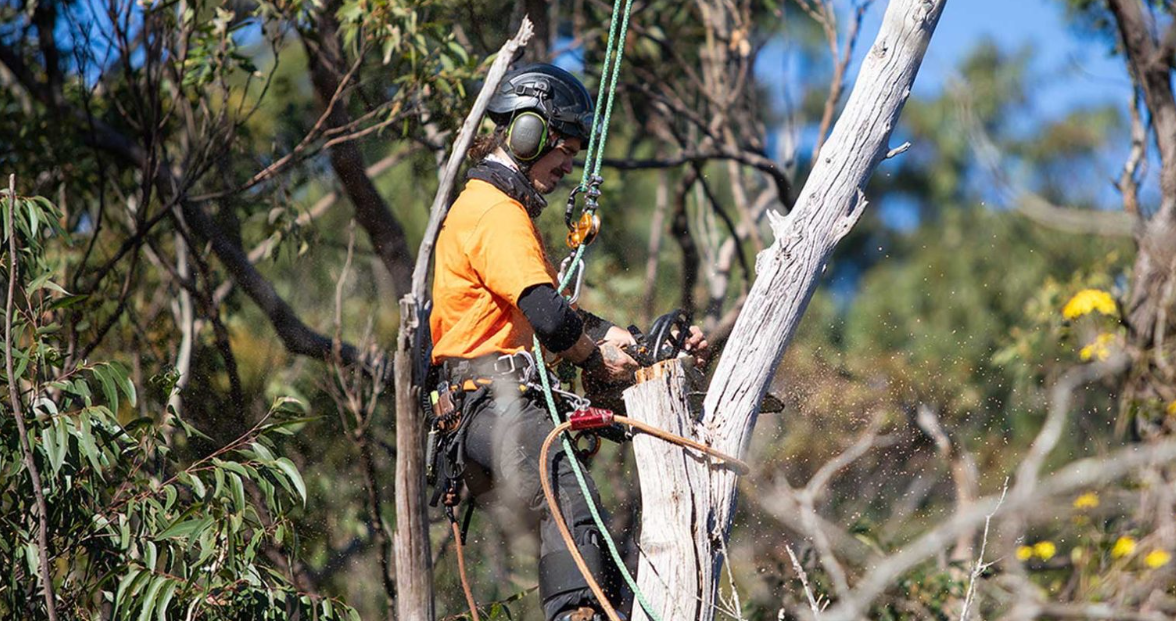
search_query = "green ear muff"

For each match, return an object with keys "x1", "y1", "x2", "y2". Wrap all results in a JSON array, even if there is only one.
[{"x1": 507, "y1": 111, "x2": 550, "y2": 161}]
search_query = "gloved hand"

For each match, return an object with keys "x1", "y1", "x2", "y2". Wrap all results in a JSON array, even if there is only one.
[{"x1": 581, "y1": 343, "x2": 638, "y2": 411}]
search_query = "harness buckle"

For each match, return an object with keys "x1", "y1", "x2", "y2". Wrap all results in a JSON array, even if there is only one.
[{"x1": 493, "y1": 350, "x2": 536, "y2": 381}]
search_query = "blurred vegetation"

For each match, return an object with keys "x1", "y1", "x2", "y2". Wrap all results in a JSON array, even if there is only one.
[{"x1": 2, "y1": 0, "x2": 1175, "y2": 619}]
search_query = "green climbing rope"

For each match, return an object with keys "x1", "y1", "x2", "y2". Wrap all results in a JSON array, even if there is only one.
[{"x1": 531, "y1": 0, "x2": 664, "y2": 618}]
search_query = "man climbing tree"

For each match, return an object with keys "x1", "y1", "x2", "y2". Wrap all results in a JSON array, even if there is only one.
[{"x1": 426, "y1": 62, "x2": 708, "y2": 621}]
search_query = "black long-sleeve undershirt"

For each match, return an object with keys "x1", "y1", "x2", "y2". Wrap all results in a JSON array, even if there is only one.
[{"x1": 518, "y1": 284, "x2": 584, "y2": 352}]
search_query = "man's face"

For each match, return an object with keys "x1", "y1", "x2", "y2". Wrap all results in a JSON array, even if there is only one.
[{"x1": 527, "y1": 134, "x2": 583, "y2": 195}]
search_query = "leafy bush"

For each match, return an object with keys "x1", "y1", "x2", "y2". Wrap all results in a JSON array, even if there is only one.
[{"x1": 1, "y1": 188, "x2": 356, "y2": 619}]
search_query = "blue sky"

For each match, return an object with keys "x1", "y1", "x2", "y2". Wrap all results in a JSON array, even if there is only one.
[
  {"x1": 872, "y1": 0, "x2": 1131, "y2": 116},
  {"x1": 754, "y1": 0, "x2": 1146, "y2": 232},
  {"x1": 755, "y1": 0, "x2": 1132, "y2": 126}
]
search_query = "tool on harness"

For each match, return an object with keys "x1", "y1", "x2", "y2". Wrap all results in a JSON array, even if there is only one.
[
  {"x1": 567, "y1": 406, "x2": 616, "y2": 459},
  {"x1": 427, "y1": 352, "x2": 541, "y2": 503}
]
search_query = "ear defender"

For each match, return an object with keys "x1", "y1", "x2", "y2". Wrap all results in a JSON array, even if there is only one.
[{"x1": 506, "y1": 111, "x2": 550, "y2": 161}]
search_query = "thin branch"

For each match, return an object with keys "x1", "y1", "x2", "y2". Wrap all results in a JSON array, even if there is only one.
[
  {"x1": 642, "y1": 166, "x2": 671, "y2": 324},
  {"x1": 598, "y1": 147, "x2": 793, "y2": 208},
  {"x1": 884, "y1": 141, "x2": 911, "y2": 159},
  {"x1": 189, "y1": 50, "x2": 369, "y2": 202},
  {"x1": 211, "y1": 147, "x2": 416, "y2": 306},
  {"x1": 693, "y1": 163, "x2": 751, "y2": 285},
  {"x1": 958, "y1": 478, "x2": 1008, "y2": 621},
  {"x1": 1116, "y1": 87, "x2": 1148, "y2": 217},
  {"x1": 716, "y1": 531, "x2": 747, "y2": 621},
  {"x1": 959, "y1": 85, "x2": 1139, "y2": 237},
  {"x1": 813, "y1": 0, "x2": 875, "y2": 162},
  {"x1": 1012, "y1": 353, "x2": 1131, "y2": 500},
  {"x1": 798, "y1": 415, "x2": 887, "y2": 598},
  {"x1": 823, "y1": 404, "x2": 1176, "y2": 621},
  {"x1": 785, "y1": 543, "x2": 823, "y2": 619},
  {"x1": 3, "y1": 175, "x2": 59, "y2": 621}
]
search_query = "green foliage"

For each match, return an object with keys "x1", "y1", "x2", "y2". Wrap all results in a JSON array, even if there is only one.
[{"x1": 0, "y1": 191, "x2": 354, "y2": 619}]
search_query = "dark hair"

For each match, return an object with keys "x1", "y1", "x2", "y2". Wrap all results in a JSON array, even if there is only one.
[{"x1": 468, "y1": 125, "x2": 507, "y2": 161}]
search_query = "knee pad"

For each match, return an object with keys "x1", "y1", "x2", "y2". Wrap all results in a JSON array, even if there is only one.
[{"x1": 539, "y1": 542, "x2": 605, "y2": 604}]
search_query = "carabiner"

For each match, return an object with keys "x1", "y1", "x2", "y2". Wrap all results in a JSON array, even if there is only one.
[{"x1": 564, "y1": 175, "x2": 604, "y2": 232}]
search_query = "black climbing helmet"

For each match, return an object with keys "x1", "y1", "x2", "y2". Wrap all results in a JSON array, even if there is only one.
[{"x1": 487, "y1": 63, "x2": 595, "y2": 142}]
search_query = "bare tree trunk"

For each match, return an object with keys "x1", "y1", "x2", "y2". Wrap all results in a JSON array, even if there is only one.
[
  {"x1": 623, "y1": 2, "x2": 948, "y2": 618},
  {"x1": 625, "y1": 362, "x2": 712, "y2": 620},
  {"x1": 1105, "y1": 0, "x2": 1176, "y2": 417}
]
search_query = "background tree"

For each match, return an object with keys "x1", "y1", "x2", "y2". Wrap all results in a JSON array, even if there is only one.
[{"x1": 3, "y1": 0, "x2": 1176, "y2": 619}]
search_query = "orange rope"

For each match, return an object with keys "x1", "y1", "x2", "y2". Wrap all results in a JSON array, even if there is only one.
[
  {"x1": 453, "y1": 520, "x2": 481, "y2": 621},
  {"x1": 541, "y1": 421, "x2": 623, "y2": 621},
  {"x1": 539, "y1": 415, "x2": 749, "y2": 620},
  {"x1": 615, "y1": 415, "x2": 750, "y2": 476}
]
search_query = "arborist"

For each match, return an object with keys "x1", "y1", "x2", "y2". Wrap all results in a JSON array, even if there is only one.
[{"x1": 427, "y1": 63, "x2": 708, "y2": 621}]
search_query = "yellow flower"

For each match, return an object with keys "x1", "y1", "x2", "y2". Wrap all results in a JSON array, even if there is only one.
[
  {"x1": 1016, "y1": 545, "x2": 1034, "y2": 561},
  {"x1": 1167, "y1": 401, "x2": 1176, "y2": 417},
  {"x1": 1073, "y1": 492, "x2": 1099, "y2": 509},
  {"x1": 1034, "y1": 541, "x2": 1057, "y2": 560},
  {"x1": 1079, "y1": 333, "x2": 1116, "y2": 361},
  {"x1": 1112, "y1": 536, "x2": 1137, "y2": 559},
  {"x1": 1145, "y1": 549, "x2": 1171, "y2": 569},
  {"x1": 1063, "y1": 289, "x2": 1117, "y2": 319}
]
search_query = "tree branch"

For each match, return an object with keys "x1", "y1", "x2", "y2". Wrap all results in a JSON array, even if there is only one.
[
  {"x1": 1108, "y1": 0, "x2": 1176, "y2": 223},
  {"x1": 4, "y1": 175, "x2": 59, "y2": 621},
  {"x1": 959, "y1": 86, "x2": 1139, "y2": 237},
  {"x1": 599, "y1": 147, "x2": 793, "y2": 208},
  {"x1": 812, "y1": 0, "x2": 876, "y2": 162},
  {"x1": 822, "y1": 436, "x2": 1176, "y2": 621},
  {"x1": 302, "y1": 11, "x2": 415, "y2": 297},
  {"x1": 0, "y1": 36, "x2": 372, "y2": 369}
]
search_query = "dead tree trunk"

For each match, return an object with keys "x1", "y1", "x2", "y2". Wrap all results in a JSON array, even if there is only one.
[
  {"x1": 623, "y1": 1, "x2": 947, "y2": 618},
  {"x1": 1106, "y1": 0, "x2": 1176, "y2": 412}
]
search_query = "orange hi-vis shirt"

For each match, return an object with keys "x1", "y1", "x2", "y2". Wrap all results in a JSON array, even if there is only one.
[{"x1": 430, "y1": 179, "x2": 558, "y2": 363}]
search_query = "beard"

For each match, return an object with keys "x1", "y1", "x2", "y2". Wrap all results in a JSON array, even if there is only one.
[{"x1": 530, "y1": 174, "x2": 558, "y2": 195}]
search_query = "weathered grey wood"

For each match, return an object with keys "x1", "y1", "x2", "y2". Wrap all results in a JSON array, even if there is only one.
[
  {"x1": 392, "y1": 19, "x2": 534, "y2": 621},
  {"x1": 625, "y1": 361, "x2": 713, "y2": 620},
  {"x1": 625, "y1": 2, "x2": 947, "y2": 619}
]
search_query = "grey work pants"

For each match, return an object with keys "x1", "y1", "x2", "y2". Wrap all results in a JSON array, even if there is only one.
[{"x1": 459, "y1": 384, "x2": 618, "y2": 620}]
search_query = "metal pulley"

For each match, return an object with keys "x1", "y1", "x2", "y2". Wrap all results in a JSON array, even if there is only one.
[
  {"x1": 566, "y1": 211, "x2": 601, "y2": 248},
  {"x1": 564, "y1": 174, "x2": 604, "y2": 249}
]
